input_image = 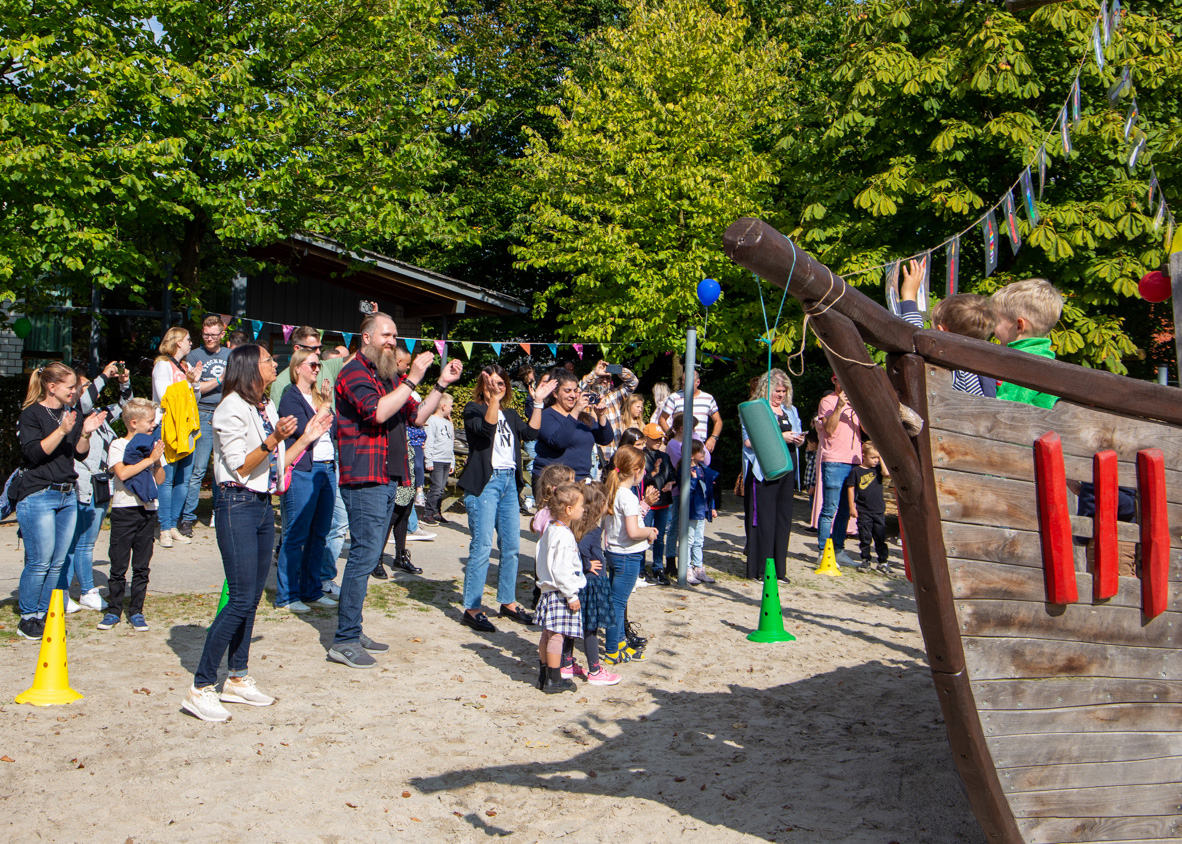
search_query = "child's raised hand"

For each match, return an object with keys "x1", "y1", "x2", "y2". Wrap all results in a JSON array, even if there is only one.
[{"x1": 901, "y1": 256, "x2": 926, "y2": 301}]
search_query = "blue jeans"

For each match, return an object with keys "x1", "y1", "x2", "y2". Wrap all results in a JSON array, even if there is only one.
[
  {"x1": 275, "y1": 464, "x2": 335, "y2": 606},
  {"x1": 408, "y1": 502, "x2": 419, "y2": 534},
  {"x1": 523, "y1": 440, "x2": 537, "y2": 476},
  {"x1": 158, "y1": 452, "x2": 194, "y2": 532},
  {"x1": 60, "y1": 497, "x2": 108, "y2": 594},
  {"x1": 818, "y1": 461, "x2": 855, "y2": 551},
  {"x1": 17, "y1": 488, "x2": 78, "y2": 616},
  {"x1": 321, "y1": 483, "x2": 348, "y2": 584},
  {"x1": 462, "y1": 469, "x2": 521, "y2": 610},
  {"x1": 645, "y1": 507, "x2": 671, "y2": 572},
  {"x1": 604, "y1": 550, "x2": 644, "y2": 651},
  {"x1": 194, "y1": 489, "x2": 275, "y2": 687},
  {"x1": 663, "y1": 501, "x2": 680, "y2": 561},
  {"x1": 688, "y1": 519, "x2": 706, "y2": 569},
  {"x1": 335, "y1": 482, "x2": 396, "y2": 644},
  {"x1": 181, "y1": 409, "x2": 219, "y2": 524}
]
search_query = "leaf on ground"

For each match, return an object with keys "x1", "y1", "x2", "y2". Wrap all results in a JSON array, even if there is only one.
[
  {"x1": 1, "y1": 756, "x2": 14, "y2": 763},
  {"x1": 402, "y1": 791, "x2": 411, "y2": 798}
]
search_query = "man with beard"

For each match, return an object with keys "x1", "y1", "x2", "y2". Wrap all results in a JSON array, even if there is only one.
[{"x1": 329, "y1": 312, "x2": 462, "y2": 668}]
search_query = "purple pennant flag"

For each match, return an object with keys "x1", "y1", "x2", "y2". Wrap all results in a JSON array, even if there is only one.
[
  {"x1": 1060, "y1": 109, "x2": 1073, "y2": 157},
  {"x1": 1071, "y1": 77, "x2": 1082, "y2": 129},
  {"x1": 983, "y1": 210, "x2": 999, "y2": 278},
  {"x1": 1124, "y1": 98, "x2": 1139, "y2": 140},
  {"x1": 1093, "y1": 22, "x2": 1105, "y2": 70},
  {"x1": 1128, "y1": 134, "x2": 1147, "y2": 172},
  {"x1": 1004, "y1": 191, "x2": 1022, "y2": 256},
  {"x1": 1038, "y1": 146, "x2": 1048, "y2": 198},
  {"x1": 946, "y1": 236, "x2": 960, "y2": 296},
  {"x1": 1021, "y1": 167, "x2": 1041, "y2": 226}
]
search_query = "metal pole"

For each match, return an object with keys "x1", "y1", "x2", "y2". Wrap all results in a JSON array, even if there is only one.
[
  {"x1": 1157, "y1": 366, "x2": 1169, "y2": 386},
  {"x1": 677, "y1": 326, "x2": 696, "y2": 587}
]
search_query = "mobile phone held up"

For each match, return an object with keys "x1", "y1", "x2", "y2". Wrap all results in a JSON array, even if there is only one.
[{"x1": 605, "y1": 363, "x2": 623, "y2": 376}]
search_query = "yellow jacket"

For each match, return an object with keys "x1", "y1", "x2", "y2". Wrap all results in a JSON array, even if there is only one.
[{"x1": 161, "y1": 380, "x2": 201, "y2": 462}]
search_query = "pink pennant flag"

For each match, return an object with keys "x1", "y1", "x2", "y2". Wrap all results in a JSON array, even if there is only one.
[
  {"x1": 520, "y1": 343, "x2": 531, "y2": 355},
  {"x1": 282, "y1": 324, "x2": 295, "y2": 343},
  {"x1": 573, "y1": 343, "x2": 584, "y2": 359},
  {"x1": 434, "y1": 339, "x2": 446, "y2": 356},
  {"x1": 219, "y1": 314, "x2": 232, "y2": 328}
]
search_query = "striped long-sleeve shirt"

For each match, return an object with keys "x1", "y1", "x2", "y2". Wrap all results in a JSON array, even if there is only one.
[{"x1": 899, "y1": 302, "x2": 995, "y2": 397}]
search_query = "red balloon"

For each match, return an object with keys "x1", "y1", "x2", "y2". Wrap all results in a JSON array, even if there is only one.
[{"x1": 1139, "y1": 270, "x2": 1171, "y2": 303}]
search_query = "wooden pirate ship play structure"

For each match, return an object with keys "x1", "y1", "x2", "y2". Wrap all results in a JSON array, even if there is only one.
[{"x1": 724, "y1": 218, "x2": 1182, "y2": 844}]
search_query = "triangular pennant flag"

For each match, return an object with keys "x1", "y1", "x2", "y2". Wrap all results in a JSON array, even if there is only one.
[
  {"x1": 1101, "y1": 0, "x2": 1111, "y2": 46},
  {"x1": 1092, "y1": 22, "x2": 1105, "y2": 69},
  {"x1": 219, "y1": 314, "x2": 232, "y2": 328},
  {"x1": 405, "y1": 337, "x2": 415, "y2": 353},
  {"x1": 1111, "y1": 0, "x2": 1121, "y2": 34},
  {"x1": 520, "y1": 343, "x2": 531, "y2": 355},
  {"x1": 946, "y1": 236, "x2": 960, "y2": 296},
  {"x1": 1107, "y1": 66, "x2": 1131, "y2": 105},
  {"x1": 341, "y1": 332, "x2": 353, "y2": 349},
  {"x1": 1148, "y1": 169, "x2": 1158, "y2": 208},
  {"x1": 460, "y1": 341, "x2": 473, "y2": 359},
  {"x1": 1004, "y1": 190, "x2": 1022, "y2": 256},
  {"x1": 1038, "y1": 146, "x2": 1048, "y2": 198},
  {"x1": 491, "y1": 342, "x2": 502, "y2": 355},
  {"x1": 919, "y1": 251, "x2": 931, "y2": 312},
  {"x1": 982, "y1": 210, "x2": 999, "y2": 278},
  {"x1": 1071, "y1": 77, "x2": 1081, "y2": 128},
  {"x1": 282, "y1": 324, "x2": 295, "y2": 343},
  {"x1": 884, "y1": 261, "x2": 901, "y2": 316},
  {"x1": 434, "y1": 339, "x2": 446, "y2": 356},
  {"x1": 251, "y1": 320, "x2": 263, "y2": 339},
  {"x1": 547, "y1": 343, "x2": 557, "y2": 357},
  {"x1": 1152, "y1": 196, "x2": 1167, "y2": 231},
  {"x1": 1021, "y1": 167, "x2": 1041, "y2": 226},
  {"x1": 1128, "y1": 133, "x2": 1147, "y2": 172},
  {"x1": 1060, "y1": 108, "x2": 1073, "y2": 156},
  {"x1": 573, "y1": 343, "x2": 584, "y2": 359},
  {"x1": 1124, "y1": 98, "x2": 1139, "y2": 141}
]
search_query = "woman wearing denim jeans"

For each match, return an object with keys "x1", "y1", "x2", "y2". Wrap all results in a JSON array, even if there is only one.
[
  {"x1": 182, "y1": 344, "x2": 329, "y2": 722},
  {"x1": 14, "y1": 363, "x2": 107, "y2": 640},
  {"x1": 601, "y1": 446, "x2": 659, "y2": 662},
  {"x1": 456, "y1": 365, "x2": 555, "y2": 634},
  {"x1": 152, "y1": 327, "x2": 203, "y2": 547},
  {"x1": 274, "y1": 348, "x2": 338, "y2": 613}
]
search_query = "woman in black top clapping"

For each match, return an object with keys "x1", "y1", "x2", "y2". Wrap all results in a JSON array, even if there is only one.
[{"x1": 15, "y1": 363, "x2": 106, "y2": 640}]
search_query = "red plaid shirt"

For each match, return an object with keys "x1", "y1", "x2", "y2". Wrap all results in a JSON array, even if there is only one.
[{"x1": 335, "y1": 354, "x2": 420, "y2": 487}]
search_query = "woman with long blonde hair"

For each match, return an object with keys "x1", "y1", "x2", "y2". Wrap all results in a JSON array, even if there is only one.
[
  {"x1": 15, "y1": 363, "x2": 106, "y2": 639},
  {"x1": 152, "y1": 326, "x2": 203, "y2": 547}
]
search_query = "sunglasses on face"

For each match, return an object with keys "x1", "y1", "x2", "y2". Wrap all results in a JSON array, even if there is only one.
[
  {"x1": 295, "y1": 343, "x2": 322, "y2": 351},
  {"x1": 306, "y1": 362, "x2": 321, "y2": 370}
]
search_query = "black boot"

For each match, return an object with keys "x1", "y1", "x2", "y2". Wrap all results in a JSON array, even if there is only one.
[
  {"x1": 536, "y1": 661, "x2": 548, "y2": 691},
  {"x1": 370, "y1": 562, "x2": 388, "y2": 580},
  {"x1": 395, "y1": 549, "x2": 422, "y2": 574},
  {"x1": 540, "y1": 665, "x2": 577, "y2": 694}
]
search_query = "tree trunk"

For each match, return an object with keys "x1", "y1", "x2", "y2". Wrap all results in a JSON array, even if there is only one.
[
  {"x1": 176, "y1": 209, "x2": 208, "y2": 299},
  {"x1": 672, "y1": 349, "x2": 683, "y2": 390}
]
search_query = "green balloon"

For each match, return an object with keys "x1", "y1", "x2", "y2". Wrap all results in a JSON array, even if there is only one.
[{"x1": 12, "y1": 317, "x2": 32, "y2": 339}]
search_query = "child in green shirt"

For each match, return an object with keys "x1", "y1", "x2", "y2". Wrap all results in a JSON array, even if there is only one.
[{"x1": 991, "y1": 278, "x2": 1064, "y2": 409}]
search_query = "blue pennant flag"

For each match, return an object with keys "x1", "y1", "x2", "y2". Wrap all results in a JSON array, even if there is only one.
[
  {"x1": 341, "y1": 332, "x2": 353, "y2": 349},
  {"x1": 491, "y1": 342, "x2": 502, "y2": 355},
  {"x1": 405, "y1": 338, "x2": 416, "y2": 353},
  {"x1": 547, "y1": 343, "x2": 558, "y2": 357},
  {"x1": 251, "y1": 320, "x2": 263, "y2": 339}
]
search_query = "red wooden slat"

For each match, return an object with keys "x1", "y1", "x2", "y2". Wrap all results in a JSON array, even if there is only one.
[
  {"x1": 1137, "y1": 448, "x2": 1170, "y2": 618},
  {"x1": 1033, "y1": 432, "x2": 1077, "y2": 604},
  {"x1": 1092, "y1": 450, "x2": 1119, "y2": 600}
]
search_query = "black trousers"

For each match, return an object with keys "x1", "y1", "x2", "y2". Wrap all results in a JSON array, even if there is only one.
[
  {"x1": 383, "y1": 499, "x2": 413, "y2": 558},
  {"x1": 425, "y1": 464, "x2": 450, "y2": 517},
  {"x1": 107, "y1": 506, "x2": 156, "y2": 617},
  {"x1": 858, "y1": 509, "x2": 888, "y2": 564},
  {"x1": 743, "y1": 467, "x2": 795, "y2": 580}
]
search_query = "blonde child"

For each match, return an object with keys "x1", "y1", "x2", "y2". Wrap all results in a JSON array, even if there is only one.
[
  {"x1": 98, "y1": 398, "x2": 166, "y2": 631},
  {"x1": 991, "y1": 278, "x2": 1064, "y2": 408},
  {"x1": 422, "y1": 394, "x2": 455, "y2": 525},
  {"x1": 560, "y1": 483, "x2": 621, "y2": 685},
  {"x1": 602, "y1": 445, "x2": 659, "y2": 665},
  {"x1": 535, "y1": 482, "x2": 586, "y2": 694},
  {"x1": 530, "y1": 463, "x2": 576, "y2": 609}
]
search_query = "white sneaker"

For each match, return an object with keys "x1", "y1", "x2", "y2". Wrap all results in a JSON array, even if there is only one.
[
  {"x1": 160, "y1": 530, "x2": 173, "y2": 548},
  {"x1": 322, "y1": 581, "x2": 341, "y2": 597},
  {"x1": 278, "y1": 600, "x2": 310, "y2": 614},
  {"x1": 170, "y1": 527, "x2": 192, "y2": 545},
  {"x1": 686, "y1": 568, "x2": 702, "y2": 585},
  {"x1": 182, "y1": 685, "x2": 231, "y2": 722},
  {"x1": 219, "y1": 676, "x2": 275, "y2": 707},
  {"x1": 310, "y1": 595, "x2": 338, "y2": 608},
  {"x1": 209, "y1": 513, "x2": 216, "y2": 530},
  {"x1": 405, "y1": 528, "x2": 436, "y2": 542},
  {"x1": 65, "y1": 596, "x2": 82, "y2": 614},
  {"x1": 414, "y1": 491, "x2": 426, "y2": 507},
  {"x1": 78, "y1": 587, "x2": 106, "y2": 611},
  {"x1": 632, "y1": 577, "x2": 649, "y2": 593}
]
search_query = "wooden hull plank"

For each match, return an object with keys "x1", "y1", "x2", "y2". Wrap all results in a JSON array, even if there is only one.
[
  {"x1": 1019, "y1": 815, "x2": 1182, "y2": 844},
  {"x1": 949, "y1": 558, "x2": 1182, "y2": 609},
  {"x1": 1007, "y1": 782, "x2": 1182, "y2": 819},
  {"x1": 975, "y1": 677, "x2": 1182, "y2": 710},
  {"x1": 1002, "y1": 757, "x2": 1182, "y2": 793},
  {"x1": 957, "y1": 599, "x2": 1180, "y2": 650},
  {"x1": 964, "y1": 637, "x2": 1182, "y2": 682},
  {"x1": 980, "y1": 702, "x2": 1182, "y2": 736},
  {"x1": 989, "y1": 731, "x2": 1182, "y2": 768}
]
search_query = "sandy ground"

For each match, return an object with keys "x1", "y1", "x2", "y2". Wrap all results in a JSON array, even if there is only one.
[{"x1": 0, "y1": 497, "x2": 982, "y2": 844}]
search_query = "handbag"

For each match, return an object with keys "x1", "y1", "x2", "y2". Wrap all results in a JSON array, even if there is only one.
[{"x1": 90, "y1": 471, "x2": 113, "y2": 505}]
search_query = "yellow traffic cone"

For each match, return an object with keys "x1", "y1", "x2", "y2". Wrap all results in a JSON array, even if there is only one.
[
  {"x1": 814, "y1": 539, "x2": 843, "y2": 577},
  {"x1": 16, "y1": 589, "x2": 83, "y2": 706}
]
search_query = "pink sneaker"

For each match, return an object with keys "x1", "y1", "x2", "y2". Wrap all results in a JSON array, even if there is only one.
[
  {"x1": 686, "y1": 568, "x2": 701, "y2": 585},
  {"x1": 560, "y1": 661, "x2": 589, "y2": 680},
  {"x1": 586, "y1": 666, "x2": 621, "y2": 686},
  {"x1": 697, "y1": 567, "x2": 716, "y2": 584}
]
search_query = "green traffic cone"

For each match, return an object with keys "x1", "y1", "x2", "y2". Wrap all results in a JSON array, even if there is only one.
[{"x1": 747, "y1": 558, "x2": 796, "y2": 643}]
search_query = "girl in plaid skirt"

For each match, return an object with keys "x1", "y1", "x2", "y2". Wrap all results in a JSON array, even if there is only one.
[{"x1": 534, "y1": 482, "x2": 586, "y2": 694}]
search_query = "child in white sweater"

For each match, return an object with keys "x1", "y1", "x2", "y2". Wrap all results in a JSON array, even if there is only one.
[
  {"x1": 422, "y1": 394, "x2": 455, "y2": 524},
  {"x1": 534, "y1": 482, "x2": 586, "y2": 694}
]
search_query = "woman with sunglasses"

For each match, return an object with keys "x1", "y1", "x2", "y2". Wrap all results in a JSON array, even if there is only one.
[{"x1": 274, "y1": 348, "x2": 337, "y2": 612}]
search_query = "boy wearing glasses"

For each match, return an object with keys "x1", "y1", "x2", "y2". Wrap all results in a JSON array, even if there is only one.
[{"x1": 181, "y1": 315, "x2": 231, "y2": 535}]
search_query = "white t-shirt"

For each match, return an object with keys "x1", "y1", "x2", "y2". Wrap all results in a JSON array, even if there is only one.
[
  {"x1": 603, "y1": 486, "x2": 647, "y2": 554},
  {"x1": 300, "y1": 392, "x2": 336, "y2": 462},
  {"x1": 661, "y1": 390, "x2": 719, "y2": 440},
  {"x1": 107, "y1": 438, "x2": 158, "y2": 511},
  {"x1": 491, "y1": 411, "x2": 516, "y2": 470}
]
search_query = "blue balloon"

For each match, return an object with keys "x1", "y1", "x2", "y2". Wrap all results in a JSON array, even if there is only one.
[{"x1": 697, "y1": 278, "x2": 721, "y2": 308}]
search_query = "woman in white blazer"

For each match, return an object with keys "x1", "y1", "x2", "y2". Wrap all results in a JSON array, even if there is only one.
[{"x1": 182, "y1": 344, "x2": 329, "y2": 722}]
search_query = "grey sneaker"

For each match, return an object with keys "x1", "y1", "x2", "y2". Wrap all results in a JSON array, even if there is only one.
[
  {"x1": 834, "y1": 550, "x2": 856, "y2": 568},
  {"x1": 328, "y1": 643, "x2": 377, "y2": 669},
  {"x1": 359, "y1": 633, "x2": 389, "y2": 653}
]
